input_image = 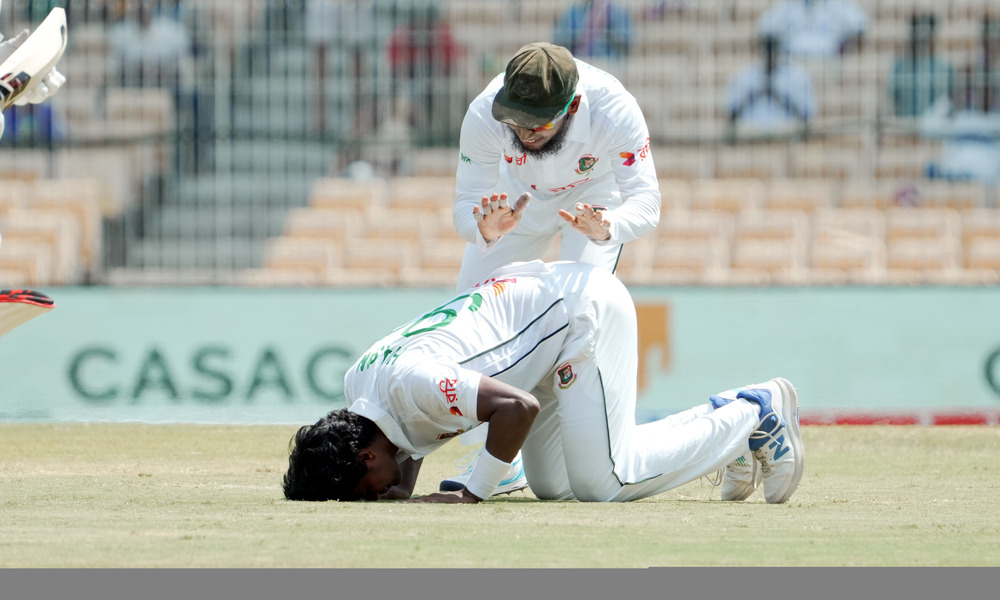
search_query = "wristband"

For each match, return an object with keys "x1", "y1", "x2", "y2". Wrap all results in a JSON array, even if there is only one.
[{"x1": 463, "y1": 449, "x2": 511, "y2": 500}]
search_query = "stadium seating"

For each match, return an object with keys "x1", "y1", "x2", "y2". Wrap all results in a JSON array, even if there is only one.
[{"x1": 3, "y1": 0, "x2": 1000, "y2": 288}]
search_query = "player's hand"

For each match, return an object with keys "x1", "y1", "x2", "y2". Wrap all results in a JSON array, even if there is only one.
[
  {"x1": 559, "y1": 203, "x2": 611, "y2": 241},
  {"x1": 13, "y1": 66, "x2": 64, "y2": 106},
  {"x1": 473, "y1": 192, "x2": 531, "y2": 243},
  {"x1": 401, "y1": 489, "x2": 482, "y2": 504}
]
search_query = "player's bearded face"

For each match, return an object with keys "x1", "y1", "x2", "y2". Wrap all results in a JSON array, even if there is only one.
[{"x1": 508, "y1": 114, "x2": 573, "y2": 158}]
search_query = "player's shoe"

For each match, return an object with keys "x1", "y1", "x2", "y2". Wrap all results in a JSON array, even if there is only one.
[
  {"x1": 720, "y1": 450, "x2": 760, "y2": 501},
  {"x1": 737, "y1": 377, "x2": 804, "y2": 504},
  {"x1": 708, "y1": 389, "x2": 759, "y2": 501},
  {"x1": 439, "y1": 448, "x2": 529, "y2": 496}
]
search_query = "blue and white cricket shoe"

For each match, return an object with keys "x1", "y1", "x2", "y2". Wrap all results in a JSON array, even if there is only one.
[
  {"x1": 720, "y1": 450, "x2": 759, "y2": 501},
  {"x1": 737, "y1": 377, "x2": 804, "y2": 504},
  {"x1": 709, "y1": 390, "x2": 760, "y2": 501},
  {"x1": 439, "y1": 449, "x2": 529, "y2": 496}
]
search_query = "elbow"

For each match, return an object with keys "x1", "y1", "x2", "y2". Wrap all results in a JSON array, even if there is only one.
[{"x1": 514, "y1": 392, "x2": 541, "y2": 424}]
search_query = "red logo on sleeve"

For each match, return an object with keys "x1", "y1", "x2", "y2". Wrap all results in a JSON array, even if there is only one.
[
  {"x1": 439, "y1": 378, "x2": 459, "y2": 404},
  {"x1": 621, "y1": 139, "x2": 651, "y2": 167}
]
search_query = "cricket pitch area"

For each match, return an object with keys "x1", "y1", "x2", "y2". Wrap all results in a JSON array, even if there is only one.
[{"x1": 1, "y1": 423, "x2": 998, "y2": 568}]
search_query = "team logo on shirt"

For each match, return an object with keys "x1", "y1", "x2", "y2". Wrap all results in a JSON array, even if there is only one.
[
  {"x1": 620, "y1": 151, "x2": 636, "y2": 167},
  {"x1": 575, "y1": 155, "x2": 598, "y2": 175},
  {"x1": 557, "y1": 363, "x2": 577, "y2": 389}
]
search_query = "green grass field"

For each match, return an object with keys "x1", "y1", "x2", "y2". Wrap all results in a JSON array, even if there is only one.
[{"x1": 1, "y1": 423, "x2": 998, "y2": 567}]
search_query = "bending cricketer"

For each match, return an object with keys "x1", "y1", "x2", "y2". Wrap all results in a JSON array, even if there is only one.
[
  {"x1": 282, "y1": 261, "x2": 804, "y2": 504},
  {"x1": 454, "y1": 42, "x2": 659, "y2": 291},
  {"x1": 445, "y1": 42, "x2": 662, "y2": 491}
]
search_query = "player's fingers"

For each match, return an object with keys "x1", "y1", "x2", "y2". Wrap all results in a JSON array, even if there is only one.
[
  {"x1": 497, "y1": 194, "x2": 510, "y2": 211},
  {"x1": 513, "y1": 192, "x2": 532, "y2": 213},
  {"x1": 480, "y1": 196, "x2": 493, "y2": 217},
  {"x1": 473, "y1": 206, "x2": 484, "y2": 222},
  {"x1": 557, "y1": 209, "x2": 579, "y2": 225}
]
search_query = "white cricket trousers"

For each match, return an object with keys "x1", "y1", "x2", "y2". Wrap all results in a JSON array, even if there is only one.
[{"x1": 519, "y1": 275, "x2": 761, "y2": 502}]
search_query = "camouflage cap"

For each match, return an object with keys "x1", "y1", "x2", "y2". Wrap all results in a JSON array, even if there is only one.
[{"x1": 492, "y1": 42, "x2": 579, "y2": 129}]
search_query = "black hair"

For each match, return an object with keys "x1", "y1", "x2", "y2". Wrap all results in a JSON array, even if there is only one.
[{"x1": 282, "y1": 409, "x2": 379, "y2": 501}]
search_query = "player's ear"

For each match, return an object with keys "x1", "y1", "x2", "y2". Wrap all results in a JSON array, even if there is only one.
[
  {"x1": 567, "y1": 95, "x2": 582, "y2": 114},
  {"x1": 356, "y1": 449, "x2": 377, "y2": 465}
]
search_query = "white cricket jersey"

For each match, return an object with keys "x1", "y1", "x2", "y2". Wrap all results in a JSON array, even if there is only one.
[
  {"x1": 346, "y1": 261, "x2": 608, "y2": 459},
  {"x1": 454, "y1": 59, "x2": 660, "y2": 248}
]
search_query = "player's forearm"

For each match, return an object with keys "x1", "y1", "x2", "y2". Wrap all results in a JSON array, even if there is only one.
[
  {"x1": 603, "y1": 189, "x2": 661, "y2": 244},
  {"x1": 452, "y1": 198, "x2": 487, "y2": 244},
  {"x1": 476, "y1": 377, "x2": 540, "y2": 463}
]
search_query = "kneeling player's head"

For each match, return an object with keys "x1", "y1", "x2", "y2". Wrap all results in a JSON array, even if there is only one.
[{"x1": 282, "y1": 409, "x2": 378, "y2": 501}]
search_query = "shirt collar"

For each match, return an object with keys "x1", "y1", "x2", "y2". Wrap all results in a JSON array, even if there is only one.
[{"x1": 349, "y1": 397, "x2": 418, "y2": 457}]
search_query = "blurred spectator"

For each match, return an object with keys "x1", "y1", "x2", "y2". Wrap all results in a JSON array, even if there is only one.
[
  {"x1": 758, "y1": 0, "x2": 868, "y2": 59},
  {"x1": 553, "y1": 0, "x2": 634, "y2": 60},
  {"x1": 386, "y1": 2, "x2": 464, "y2": 146},
  {"x1": 107, "y1": 1, "x2": 209, "y2": 174},
  {"x1": 889, "y1": 13, "x2": 955, "y2": 118},
  {"x1": 107, "y1": 0, "x2": 193, "y2": 88},
  {"x1": 724, "y1": 34, "x2": 816, "y2": 139},
  {"x1": 955, "y1": 15, "x2": 1000, "y2": 113},
  {"x1": 0, "y1": 103, "x2": 65, "y2": 147},
  {"x1": 921, "y1": 15, "x2": 1000, "y2": 184},
  {"x1": 305, "y1": 0, "x2": 381, "y2": 138}
]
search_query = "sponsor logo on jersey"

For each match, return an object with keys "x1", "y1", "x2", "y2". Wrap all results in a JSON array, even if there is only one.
[
  {"x1": 557, "y1": 363, "x2": 577, "y2": 389},
  {"x1": 503, "y1": 153, "x2": 513, "y2": 163},
  {"x1": 449, "y1": 406, "x2": 464, "y2": 417},
  {"x1": 460, "y1": 152, "x2": 471, "y2": 163},
  {"x1": 621, "y1": 138, "x2": 652, "y2": 167},
  {"x1": 575, "y1": 155, "x2": 598, "y2": 174},
  {"x1": 439, "y1": 377, "x2": 459, "y2": 404}
]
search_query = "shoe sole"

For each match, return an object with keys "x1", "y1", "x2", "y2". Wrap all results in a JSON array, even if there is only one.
[
  {"x1": 769, "y1": 377, "x2": 804, "y2": 503},
  {"x1": 439, "y1": 465, "x2": 529, "y2": 496},
  {"x1": 439, "y1": 481, "x2": 528, "y2": 495}
]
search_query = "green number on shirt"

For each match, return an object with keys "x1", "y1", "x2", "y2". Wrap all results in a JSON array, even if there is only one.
[{"x1": 400, "y1": 292, "x2": 484, "y2": 337}]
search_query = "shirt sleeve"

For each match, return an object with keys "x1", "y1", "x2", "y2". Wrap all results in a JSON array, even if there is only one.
[
  {"x1": 389, "y1": 358, "x2": 482, "y2": 438},
  {"x1": 603, "y1": 99, "x2": 661, "y2": 245},
  {"x1": 454, "y1": 83, "x2": 506, "y2": 249}
]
